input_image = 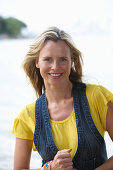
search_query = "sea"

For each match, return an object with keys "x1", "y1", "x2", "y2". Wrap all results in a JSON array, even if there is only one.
[{"x1": 0, "y1": 34, "x2": 113, "y2": 170}]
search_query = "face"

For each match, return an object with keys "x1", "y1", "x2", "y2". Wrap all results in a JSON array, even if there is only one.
[{"x1": 36, "y1": 40, "x2": 73, "y2": 87}]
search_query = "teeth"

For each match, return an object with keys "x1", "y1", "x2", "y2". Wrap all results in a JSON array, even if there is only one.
[{"x1": 49, "y1": 73, "x2": 61, "y2": 76}]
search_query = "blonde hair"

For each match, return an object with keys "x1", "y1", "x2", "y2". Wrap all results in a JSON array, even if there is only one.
[{"x1": 23, "y1": 27, "x2": 83, "y2": 97}]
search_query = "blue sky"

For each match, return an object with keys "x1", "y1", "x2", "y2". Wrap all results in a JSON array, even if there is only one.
[{"x1": 0, "y1": 0, "x2": 113, "y2": 35}]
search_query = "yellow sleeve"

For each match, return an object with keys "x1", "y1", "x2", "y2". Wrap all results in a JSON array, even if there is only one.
[
  {"x1": 12, "y1": 102, "x2": 37, "y2": 151},
  {"x1": 93, "y1": 85, "x2": 113, "y2": 131}
]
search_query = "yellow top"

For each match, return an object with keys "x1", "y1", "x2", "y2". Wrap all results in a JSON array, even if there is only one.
[{"x1": 12, "y1": 84, "x2": 113, "y2": 158}]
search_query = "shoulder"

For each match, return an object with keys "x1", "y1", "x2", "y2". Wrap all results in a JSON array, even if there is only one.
[
  {"x1": 86, "y1": 84, "x2": 113, "y2": 102},
  {"x1": 18, "y1": 102, "x2": 36, "y2": 123},
  {"x1": 86, "y1": 84, "x2": 113, "y2": 114},
  {"x1": 86, "y1": 84, "x2": 113, "y2": 132},
  {"x1": 86, "y1": 84, "x2": 97, "y2": 93},
  {"x1": 26, "y1": 102, "x2": 36, "y2": 115},
  {"x1": 12, "y1": 101, "x2": 36, "y2": 140}
]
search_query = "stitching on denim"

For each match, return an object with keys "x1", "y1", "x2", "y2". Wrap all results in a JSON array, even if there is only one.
[
  {"x1": 34, "y1": 96, "x2": 42, "y2": 151},
  {"x1": 81, "y1": 86, "x2": 105, "y2": 145},
  {"x1": 73, "y1": 85, "x2": 85, "y2": 164},
  {"x1": 42, "y1": 92, "x2": 59, "y2": 155}
]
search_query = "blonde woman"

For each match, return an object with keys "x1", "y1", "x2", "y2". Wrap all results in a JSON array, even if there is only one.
[{"x1": 12, "y1": 27, "x2": 113, "y2": 170}]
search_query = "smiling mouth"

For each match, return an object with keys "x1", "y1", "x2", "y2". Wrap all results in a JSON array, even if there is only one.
[{"x1": 48, "y1": 73, "x2": 63, "y2": 78}]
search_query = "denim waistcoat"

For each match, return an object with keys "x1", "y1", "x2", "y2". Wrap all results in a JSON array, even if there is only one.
[{"x1": 34, "y1": 83, "x2": 107, "y2": 170}]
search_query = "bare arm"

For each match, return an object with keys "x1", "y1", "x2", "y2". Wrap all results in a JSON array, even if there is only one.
[
  {"x1": 14, "y1": 138, "x2": 42, "y2": 170},
  {"x1": 95, "y1": 101, "x2": 113, "y2": 170},
  {"x1": 14, "y1": 138, "x2": 76, "y2": 170},
  {"x1": 14, "y1": 138, "x2": 33, "y2": 170}
]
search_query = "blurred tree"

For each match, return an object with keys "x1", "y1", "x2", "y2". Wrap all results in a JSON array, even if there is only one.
[
  {"x1": 0, "y1": 16, "x2": 27, "y2": 38},
  {"x1": 0, "y1": 16, "x2": 6, "y2": 34},
  {"x1": 5, "y1": 17, "x2": 27, "y2": 37}
]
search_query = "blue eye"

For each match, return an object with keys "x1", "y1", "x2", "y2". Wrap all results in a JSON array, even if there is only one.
[
  {"x1": 45, "y1": 58, "x2": 51, "y2": 62},
  {"x1": 60, "y1": 57, "x2": 67, "y2": 62}
]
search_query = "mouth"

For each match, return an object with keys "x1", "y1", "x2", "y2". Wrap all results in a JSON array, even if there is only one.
[{"x1": 48, "y1": 73, "x2": 63, "y2": 78}]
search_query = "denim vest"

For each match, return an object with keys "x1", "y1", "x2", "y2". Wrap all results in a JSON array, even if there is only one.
[{"x1": 34, "y1": 83, "x2": 107, "y2": 170}]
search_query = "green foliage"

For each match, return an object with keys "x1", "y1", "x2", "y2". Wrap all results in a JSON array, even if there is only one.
[
  {"x1": 0, "y1": 16, "x2": 27, "y2": 38},
  {"x1": 0, "y1": 16, "x2": 6, "y2": 33}
]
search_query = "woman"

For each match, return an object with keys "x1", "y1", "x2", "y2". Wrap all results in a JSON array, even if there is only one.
[{"x1": 12, "y1": 27, "x2": 113, "y2": 170}]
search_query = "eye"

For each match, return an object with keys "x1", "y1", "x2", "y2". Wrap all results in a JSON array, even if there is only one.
[
  {"x1": 44, "y1": 57, "x2": 51, "y2": 62},
  {"x1": 60, "y1": 57, "x2": 67, "y2": 62}
]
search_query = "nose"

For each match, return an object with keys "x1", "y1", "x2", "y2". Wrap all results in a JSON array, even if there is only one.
[{"x1": 51, "y1": 60, "x2": 60, "y2": 70}]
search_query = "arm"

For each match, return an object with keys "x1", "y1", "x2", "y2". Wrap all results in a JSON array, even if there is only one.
[
  {"x1": 95, "y1": 101, "x2": 113, "y2": 170},
  {"x1": 14, "y1": 138, "x2": 42, "y2": 170},
  {"x1": 13, "y1": 138, "x2": 33, "y2": 170},
  {"x1": 14, "y1": 138, "x2": 75, "y2": 170}
]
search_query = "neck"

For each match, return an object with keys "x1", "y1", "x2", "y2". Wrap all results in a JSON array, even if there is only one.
[{"x1": 45, "y1": 81, "x2": 73, "y2": 104}]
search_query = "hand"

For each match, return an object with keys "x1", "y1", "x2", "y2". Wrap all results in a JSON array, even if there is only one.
[{"x1": 51, "y1": 149, "x2": 73, "y2": 170}]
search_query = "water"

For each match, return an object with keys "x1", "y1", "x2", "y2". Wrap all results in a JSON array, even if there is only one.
[{"x1": 0, "y1": 36, "x2": 113, "y2": 170}]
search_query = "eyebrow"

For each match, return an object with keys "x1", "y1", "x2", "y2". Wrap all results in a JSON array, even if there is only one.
[{"x1": 41, "y1": 55, "x2": 69, "y2": 59}]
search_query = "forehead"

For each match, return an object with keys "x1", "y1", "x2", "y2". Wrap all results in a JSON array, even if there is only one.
[{"x1": 40, "y1": 40, "x2": 71, "y2": 55}]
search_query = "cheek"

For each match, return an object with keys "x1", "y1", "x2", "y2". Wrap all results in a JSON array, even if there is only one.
[
  {"x1": 39, "y1": 64, "x2": 49, "y2": 76},
  {"x1": 67, "y1": 62, "x2": 72, "y2": 69},
  {"x1": 63, "y1": 63, "x2": 72, "y2": 74},
  {"x1": 68, "y1": 62, "x2": 72, "y2": 74},
  {"x1": 39, "y1": 67, "x2": 45, "y2": 79}
]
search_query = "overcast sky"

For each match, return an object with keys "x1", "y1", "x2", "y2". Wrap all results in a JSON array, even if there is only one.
[{"x1": 0, "y1": 0, "x2": 113, "y2": 35}]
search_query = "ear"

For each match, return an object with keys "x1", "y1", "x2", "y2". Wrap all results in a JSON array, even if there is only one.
[
  {"x1": 71, "y1": 58, "x2": 74, "y2": 67},
  {"x1": 36, "y1": 59, "x2": 40, "y2": 68}
]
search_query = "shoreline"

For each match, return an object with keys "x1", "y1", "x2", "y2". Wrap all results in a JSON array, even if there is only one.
[{"x1": 0, "y1": 33, "x2": 36, "y2": 40}]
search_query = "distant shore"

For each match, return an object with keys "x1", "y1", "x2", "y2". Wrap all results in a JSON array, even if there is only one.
[
  {"x1": 0, "y1": 33, "x2": 36, "y2": 40},
  {"x1": 0, "y1": 16, "x2": 34, "y2": 39}
]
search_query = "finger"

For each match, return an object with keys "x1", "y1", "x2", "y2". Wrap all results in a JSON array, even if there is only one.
[
  {"x1": 54, "y1": 156, "x2": 73, "y2": 168},
  {"x1": 64, "y1": 157, "x2": 73, "y2": 162},
  {"x1": 63, "y1": 149, "x2": 72, "y2": 153},
  {"x1": 65, "y1": 165, "x2": 73, "y2": 170},
  {"x1": 63, "y1": 160, "x2": 73, "y2": 167},
  {"x1": 55, "y1": 151, "x2": 72, "y2": 159},
  {"x1": 56, "y1": 157, "x2": 73, "y2": 165},
  {"x1": 57, "y1": 149, "x2": 72, "y2": 156}
]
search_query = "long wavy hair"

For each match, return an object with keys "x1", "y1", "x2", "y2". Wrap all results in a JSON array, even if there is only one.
[{"x1": 23, "y1": 27, "x2": 83, "y2": 97}]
